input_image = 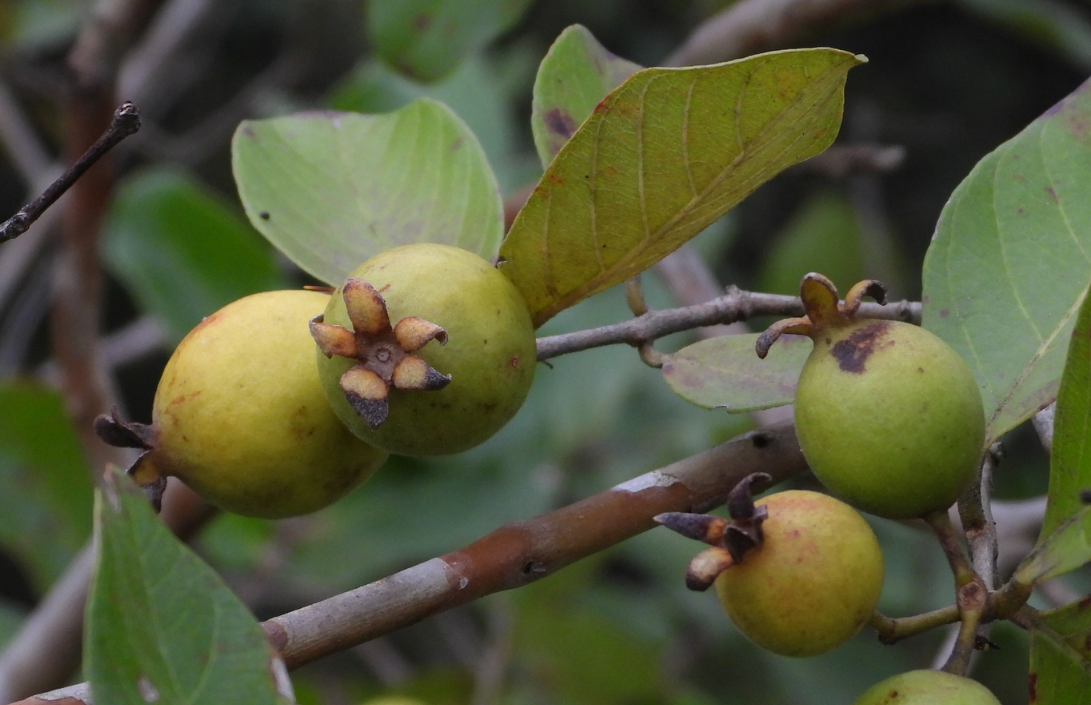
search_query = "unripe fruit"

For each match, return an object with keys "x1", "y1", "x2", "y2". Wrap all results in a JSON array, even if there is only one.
[
  {"x1": 757, "y1": 274, "x2": 986, "y2": 520},
  {"x1": 714, "y1": 489, "x2": 884, "y2": 657},
  {"x1": 313, "y1": 243, "x2": 536, "y2": 457},
  {"x1": 853, "y1": 669, "x2": 1001, "y2": 704},
  {"x1": 102, "y1": 290, "x2": 389, "y2": 519}
]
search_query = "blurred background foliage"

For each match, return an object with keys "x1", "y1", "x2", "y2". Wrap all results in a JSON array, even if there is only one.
[{"x1": 0, "y1": 0, "x2": 1088, "y2": 703}]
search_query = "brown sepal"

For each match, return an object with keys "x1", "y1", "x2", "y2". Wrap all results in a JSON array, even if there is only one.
[
  {"x1": 654, "y1": 512, "x2": 729, "y2": 546},
  {"x1": 755, "y1": 317, "x2": 813, "y2": 359},
  {"x1": 843, "y1": 279, "x2": 887, "y2": 314},
  {"x1": 685, "y1": 546, "x2": 735, "y2": 591},
  {"x1": 392, "y1": 355, "x2": 452, "y2": 391},
  {"x1": 393, "y1": 317, "x2": 448, "y2": 351},
  {"x1": 341, "y1": 366, "x2": 390, "y2": 429},
  {"x1": 94, "y1": 408, "x2": 156, "y2": 450},
  {"x1": 342, "y1": 278, "x2": 390, "y2": 336},
  {"x1": 310, "y1": 315, "x2": 358, "y2": 359}
]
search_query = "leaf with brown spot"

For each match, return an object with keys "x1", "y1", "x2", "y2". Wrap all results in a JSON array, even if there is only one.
[
  {"x1": 502, "y1": 48, "x2": 865, "y2": 327},
  {"x1": 531, "y1": 25, "x2": 642, "y2": 167}
]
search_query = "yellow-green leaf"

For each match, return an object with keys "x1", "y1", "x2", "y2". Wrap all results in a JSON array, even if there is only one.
[{"x1": 500, "y1": 48, "x2": 865, "y2": 327}]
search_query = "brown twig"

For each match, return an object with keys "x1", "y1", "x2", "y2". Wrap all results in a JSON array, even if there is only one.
[
  {"x1": 18, "y1": 423, "x2": 808, "y2": 704},
  {"x1": 0, "y1": 103, "x2": 140, "y2": 245},
  {"x1": 49, "y1": 0, "x2": 159, "y2": 477},
  {"x1": 535, "y1": 285, "x2": 920, "y2": 361},
  {"x1": 264, "y1": 423, "x2": 806, "y2": 670},
  {"x1": 922, "y1": 510, "x2": 988, "y2": 676},
  {"x1": 958, "y1": 445, "x2": 1002, "y2": 591}
]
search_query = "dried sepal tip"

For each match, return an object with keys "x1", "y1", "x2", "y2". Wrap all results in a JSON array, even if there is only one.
[
  {"x1": 392, "y1": 355, "x2": 452, "y2": 391},
  {"x1": 686, "y1": 546, "x2": 735, "y2": 591},
  {"x1": 394, "y1": 316, "x2": 448, "y2": 351},
  {"x1": 341, "y1": 366, "x2": 389, "y2": 429},
  {"x1": 654, "y1": 512, "x2": 729, "y2": 546},
  {"x1": 342, "y1": 278, "x2": 390, "y2": 335},
  {"x1": 310, "y1": 315, "x2": 358, "y2": 359}
]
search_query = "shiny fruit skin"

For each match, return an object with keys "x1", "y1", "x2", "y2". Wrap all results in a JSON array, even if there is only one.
[
  {"x1": 714, "y1": 490, "x2": 884, "y2": 657},
  {"x1": 318, "y1": 243, "x2": 536, "y2": 457},
  {"x1": 853, "y1": 670, "x2": 1001, "y2": 704},
  {"x1": 794, "y1": 319, "x2": 985, "y2": 520},
  {"x1": 147, "y1": 290, "x2": 388, "y2": 519}
]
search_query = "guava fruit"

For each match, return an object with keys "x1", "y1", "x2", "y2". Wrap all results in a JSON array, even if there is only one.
[
  {"x1": 853, "y1": 669, "x2": 1001, "y2": 704},
  {"x1": 713, "y1": 489, "x2": 884, "y2": 657},
  {"x1": 311, "y1": 243, "x2": 537, "y2": 457},
  {"x1": 97, "y1": 290, "x2": 388, "y2": 519},
  {"x1": 757, "y1": 273, "x2": 986, "y2": 520}
]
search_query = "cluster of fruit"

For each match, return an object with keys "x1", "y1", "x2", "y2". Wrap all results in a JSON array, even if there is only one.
[
  {"x1": 659, "y1": 273, "x2": 996, "y2": 703},
  {"x1": 97, "y1": 243, "x2": 537, "y2": 518}
]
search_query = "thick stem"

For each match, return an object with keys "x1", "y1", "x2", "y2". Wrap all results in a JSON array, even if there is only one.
[{"x1": 264, "y1": 423, "x2": 807, "y2": 670}]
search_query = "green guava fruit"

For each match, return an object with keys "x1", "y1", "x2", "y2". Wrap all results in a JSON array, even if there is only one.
[
  {"x1": 714, "y1": 489, "x2": 884, "y2": 657},
  {"x1": 312, "y1": 243, "x2": 537, "y2": 457},
  {"x1": 113, "y1": 290, "x2": 388, "y2": 519},
  {"x1": 757, "y1": 273, "x2": 986, "y2": 520},
  {"x1": 853, "y1": 669, "x2": 1001, "y2": 704}
]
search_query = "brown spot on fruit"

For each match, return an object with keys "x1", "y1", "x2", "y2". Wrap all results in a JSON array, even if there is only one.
[{"x1": 829, "y1": 321, "x2": 891, "y2": 373}]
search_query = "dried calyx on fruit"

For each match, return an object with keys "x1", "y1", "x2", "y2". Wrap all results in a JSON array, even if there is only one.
[
  {"x1": 96, "y1": 290, "x2": 388, "y2": 519},
  {"x1": 757, "y1": 273, "x2": 986, "y2": 520},
  {"x1": 310, "y1": 277, "x2": 451, "y2": 430},
  {"x1": 313, "y1": 243, "x2": 537, "y2": 457},
  {"x1": 656, "y1": 474, "x2": 884, "y2": 658}
]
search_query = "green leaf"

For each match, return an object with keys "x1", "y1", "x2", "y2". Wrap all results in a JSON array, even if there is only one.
[
  {"x1": 103, "y1": 167, "x2": 286, "y2": 342},
  {"x1": 1030, "y1": 600, "x2": 1091, "y2": 705},
  {"x1": 0, "y1": 380, "x2": 94, "y2": 590},
  {"x1": 1041, "y1": 270, "x2": 1091, "y2": 542},
  {"x1": 662, "y1": 333, "x2": 810, "y2": 412},
  {"x1": 86, "y1": 467, "x2": 289, "y2": 705},
  {"x1": 1015, "y1": 506, "x2": 1091, "y2": 584},
  {"x1": 232, "y1": 99, "x2": 503, "y2": 286},
  {"x1": 500, "y1": 48, "x2": 865, "y2": 327},
  {"x1": 530, "y1": 24, "x2": 641, "y2": 168},
  {"x1": 922, "y1": 77, "x2": 1091, "y2": 444},
  {"x1": 367, "y1": 0, "x2": 534, "y2": 83},
  {"x1": 327, "y1": 56, "x2": 524, "y2": 190}
]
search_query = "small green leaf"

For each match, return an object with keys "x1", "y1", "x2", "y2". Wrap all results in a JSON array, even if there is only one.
[
  {"x1": 662, "y1": 334, "x2": 810, "y2": 412},
  {"x1": 531, "y1": 25, "x2": 641, "y2": 168},
  {"x1": 367, "y1": 0, "x2": 534, "y2": 83},
  {"x1": 1030, "y1": 600, "x2": 1091, "y2": 704},
  {"x1": 86, "y1": 468, "x2": 289, "y2": 705},
  {"x1": 922, "y1": 77, "x2": 1091, "y2": 444},
  {"x1": 1041, "y1": 271, "x2": 1091, "y2": 541},
  {"x1": 103, "y1": 167, "x2": 286, "y2": 342},
  {"x1": 0, "y1": 380, "x2": 93, "y2": 590},
  {"x1": 1015, "y1": 506, "x2": 1091, "y2": 584},
  {"x1": 500, "y1": 48, "x2": 865, "y2": 327},
  {"x1": 233, "y1": 99, "x2": 503, "y2": 286}
]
